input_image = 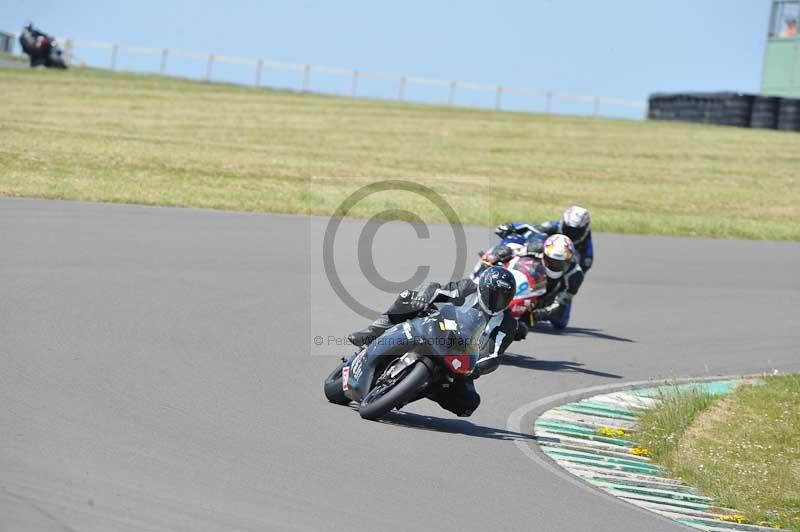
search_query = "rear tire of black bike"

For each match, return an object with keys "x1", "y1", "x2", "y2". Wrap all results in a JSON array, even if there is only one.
[
  {"x1": 324, "y1": 361, "x2": 351, "y2": 405},
  {"x1": 358, "y1": 362, "x2": 430, "y2": 421}
]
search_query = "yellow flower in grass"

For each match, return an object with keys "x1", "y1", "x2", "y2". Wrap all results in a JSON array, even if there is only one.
[
  {"x1": 715, "y1": 514, "x2": 747, "y2": 524},
  {"x1": 596, "y1": 426, "x2": 630, "y2": 438},
  {"x1": 630, "y1": 447, "x2": 652, "y2": 457}
]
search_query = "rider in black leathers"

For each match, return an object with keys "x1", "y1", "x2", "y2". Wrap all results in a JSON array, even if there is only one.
[
  {"x1": 19, "y1": 23, "x2": 67, "y2": 69},
  {"x1": 348, "y1": 266, "x2": 517, "y2": 417},
  {"x1": 530, "y1": 257, "x2": 584, "y2": 330}
]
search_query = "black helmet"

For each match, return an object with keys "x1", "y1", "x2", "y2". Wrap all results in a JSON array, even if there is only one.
[{"x1": 476, "y1": 266, "x2": 516, "y2": 315}]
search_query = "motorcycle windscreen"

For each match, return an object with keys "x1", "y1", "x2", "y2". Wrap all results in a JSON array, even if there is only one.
[
  {"x1": 525, "y1": 261, "x2": 549, "y2": 297},
  {"x1": 526, "y1": 233, "x2": 547, "y2": 254},
  {"x1": 502, "y1": 234, "x2": 528, "y2": 246},
  {"x1": 427, "y1": 305, "x2": 485, "y2": 375}
]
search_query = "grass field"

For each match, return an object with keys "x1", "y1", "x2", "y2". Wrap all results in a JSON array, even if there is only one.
[
  {"x1": 636, "y1": 376, "x2": 800, "y2": 530},
  {"x1": 0, "y1": 53, "x2": 25, "y2": 63},
  {"x1": 1, "y1": 65, "x2": 799, "y2": 239}
]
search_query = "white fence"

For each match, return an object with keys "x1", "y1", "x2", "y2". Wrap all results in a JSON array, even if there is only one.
[{"x1": 6, "y1": 32, "x2": 647, "y2": 118}]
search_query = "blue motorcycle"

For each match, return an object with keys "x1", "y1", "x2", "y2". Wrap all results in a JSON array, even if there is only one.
[{"x1": 471, "y1": 225, "x2": 549, "y2": 281}]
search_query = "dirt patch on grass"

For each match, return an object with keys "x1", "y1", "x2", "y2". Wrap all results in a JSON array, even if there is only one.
[{"x1": 676, "y1": 397, "x2": 735, "y2": 455}]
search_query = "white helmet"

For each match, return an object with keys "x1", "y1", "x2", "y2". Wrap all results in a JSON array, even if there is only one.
[
  {"x1": 542, "y1": 234, "x2": 575, "y2": 279},
  {"x1": 562, "y1": 205, "x2": 591, "y2": 244}
]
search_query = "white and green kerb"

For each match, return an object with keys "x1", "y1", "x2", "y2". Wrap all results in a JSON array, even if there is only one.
[{"x1": 533, "y1": 380, "x2": 784, "y2": 532}]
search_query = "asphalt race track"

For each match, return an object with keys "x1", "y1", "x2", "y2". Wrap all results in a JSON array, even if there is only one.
[{"x1": 2, "y1": 198, "x2": 799, "y2": 532}]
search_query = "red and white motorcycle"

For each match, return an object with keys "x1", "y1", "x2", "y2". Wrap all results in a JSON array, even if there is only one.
[
  {"x1": 472, "y1": 234, "x2": 548, "y2": 339},
  {"x1": 504, "y1": 255, "x2": 548, "y2": 321}
]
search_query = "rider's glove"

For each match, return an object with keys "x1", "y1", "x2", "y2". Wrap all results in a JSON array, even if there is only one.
[
  {"x1": 410, "y1": 292, "x2": 429, "y2": 311},
  {"x1": 494, "y1": 245, "x2": 514, "y2": 263},
  {"x1": 387, "y1": 289, "x2": 429, "y2": 324},
  {"x1": 396, "y1": 289, "x2": 431, "y2": 313},
  {"x1": 494, "y1": 223, "x2": 514, "y2": 238},
  {"x1": 514, "y1": 320, "x2": 529, "y2": 341}
]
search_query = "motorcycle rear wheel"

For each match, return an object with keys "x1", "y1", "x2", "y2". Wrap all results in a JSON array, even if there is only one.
[
  {"x1": 359, "y1": 362, "x2": 430, "y2": 421},
  {"x1": 324, "y1": 361, "x2": 351, "y2": 405}
]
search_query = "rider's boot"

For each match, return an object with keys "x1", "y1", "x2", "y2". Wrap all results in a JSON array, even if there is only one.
[
  {"x1": 429, "y1": 380, "x2": 480, "y2": 417},
  {"x1": 550, "y1": 303, "x2": 572, "y2": 331},
  {"x1": 347, "y1": 314, "x2": 392, "y2": 347},
  {"x1": 515, "y1": 320, "x2": 528, "y2": 341}
]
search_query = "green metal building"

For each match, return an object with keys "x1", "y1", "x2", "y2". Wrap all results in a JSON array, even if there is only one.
[{"x1": 762, "y1": 0, "x2": 800, "y2": 95}]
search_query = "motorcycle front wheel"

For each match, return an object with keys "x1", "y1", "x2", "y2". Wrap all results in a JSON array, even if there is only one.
[{"x1": 358, "y1": 362, "x2": 430, "y2": 421}]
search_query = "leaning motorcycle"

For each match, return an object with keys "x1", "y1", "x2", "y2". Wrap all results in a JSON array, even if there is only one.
[
  {"x1": 324, "y1": 304, "x2": 488, "y2": 421},
  {"x1": 19, "y1": 24, "x2": 67, "y2": 69},
  {"x1": 504, "y1": 255, "x2": 548, "y2": 320},
  {"x1": 472, "y1": 232, "x2": 547, "y2": 317}
]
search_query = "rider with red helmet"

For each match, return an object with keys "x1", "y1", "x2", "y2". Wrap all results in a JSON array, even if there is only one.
[{"x1": 528, "y1": 234, "x2": 584, "y2": 331}]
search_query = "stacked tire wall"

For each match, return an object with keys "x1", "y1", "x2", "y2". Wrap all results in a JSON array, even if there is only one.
[
  {"x1": 648, "y1": 92, "x2": 800, "y2": 131},
  {"x1": 777, "y1": 98, "x2": 800, "y2": 131},
  {"x1": 0, "y1": 31, "x2": 13, "y2": 54}
]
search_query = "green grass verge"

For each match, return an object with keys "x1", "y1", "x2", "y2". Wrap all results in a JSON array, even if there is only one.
[
  {"x1": 0, "y1": 53, "x2": 26, "y2": 63},
  {"x1": 1, "y1": 66, "x2": 799, "y2": 239},
  {"x1": 636, "y1": 376, "x2": 800, "y2": 530}
]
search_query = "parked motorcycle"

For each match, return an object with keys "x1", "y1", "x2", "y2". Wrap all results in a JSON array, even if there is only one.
[
  {"x1": 19, "y1": 24, "x2": 67, "y2": 69},
  {"x1": 324, "y1": 304, "x2": 489, "y2": 420}
]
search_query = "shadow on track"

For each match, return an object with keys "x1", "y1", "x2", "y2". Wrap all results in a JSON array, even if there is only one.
[
  {"x1": 501, "y1": 353, "x2": 623, "y2": 379},
  {"x1": 533, "y1": 326, "x2": 635, "y2": 343},
  {"x1": 374, "y1": 411, "x2": 535, "y2": 441}
]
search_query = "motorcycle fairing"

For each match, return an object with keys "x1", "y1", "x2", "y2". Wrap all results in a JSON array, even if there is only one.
[
  {"x1": 342, "y1": 305, "x2": 486, "y2": 403},
  {"x1": 343, "y1": 323, "x2": 420, "y2": 402}
]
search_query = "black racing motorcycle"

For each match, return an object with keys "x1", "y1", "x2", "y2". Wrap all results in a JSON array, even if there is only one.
[
  {"x1": 324, "y1": 304, "x2": 487, "y2": 420},
  {"x1": 19, "y1": 24, "x2": 67, "y2": 69}
]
